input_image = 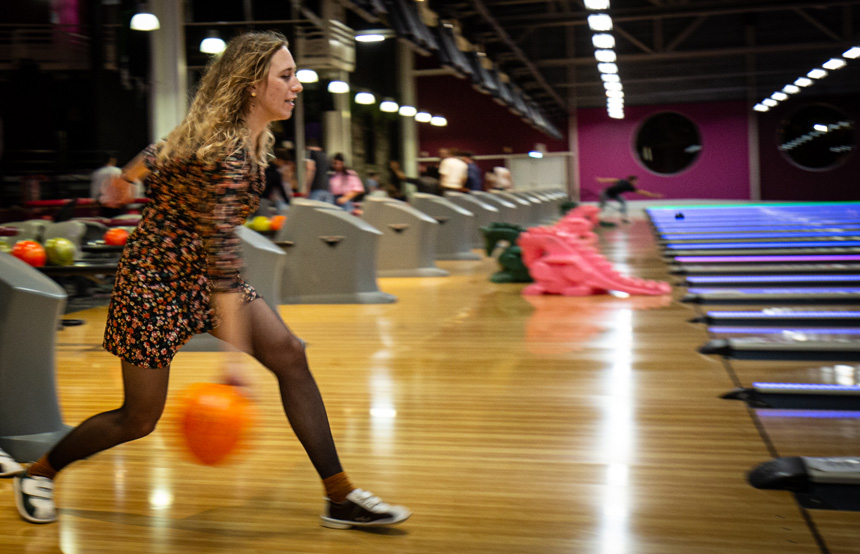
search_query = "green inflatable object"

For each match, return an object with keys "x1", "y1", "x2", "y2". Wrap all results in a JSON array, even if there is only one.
[{"x1": 480, "y1": 222, "x2": 532, "y2": 283}]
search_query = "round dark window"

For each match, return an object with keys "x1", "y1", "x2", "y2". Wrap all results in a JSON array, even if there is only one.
[
  {"x1": 635, "y1": 112, "x2": 702, "y2": 175},
  {"x1": 779, "y1": 104, "x2": 855, "y2": 171}
]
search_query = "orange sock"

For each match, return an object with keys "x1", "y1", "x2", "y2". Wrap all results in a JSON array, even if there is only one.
[
  {"x1": 28, "y1": 455, "x2": 58, "y2": 480},
  {"x1": 323, "y1": 472, "x2": 355, "y2": 503}
]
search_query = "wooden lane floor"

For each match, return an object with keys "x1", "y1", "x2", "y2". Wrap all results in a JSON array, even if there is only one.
[{"x1": 0, "y1": 220, "x2": 834, "y2": 553}]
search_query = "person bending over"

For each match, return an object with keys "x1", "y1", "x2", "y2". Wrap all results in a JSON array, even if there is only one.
[
  {"x1": 12, "y1": 30, "x2": 410, "y2": 530},
  {"x1": 596, "y1": 175, "x2": 662, "y2": 222}
]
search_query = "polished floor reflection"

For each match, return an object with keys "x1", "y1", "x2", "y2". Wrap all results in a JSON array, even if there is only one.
[{"x1": 1, "y1": 219, "x2": 855, "y2": 553}]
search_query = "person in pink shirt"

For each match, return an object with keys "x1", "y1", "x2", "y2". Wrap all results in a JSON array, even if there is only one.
[{"x1": 328, "y1": 153, "x2": 365, "y2": 213}]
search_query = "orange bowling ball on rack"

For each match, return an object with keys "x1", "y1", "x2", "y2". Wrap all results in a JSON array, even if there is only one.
[
  {"x1": 177, "y1": 383, "x2": 256, "y2": 466},
  {"x1": 104, "y1": 228, "x2": 130, "y2": 246}
]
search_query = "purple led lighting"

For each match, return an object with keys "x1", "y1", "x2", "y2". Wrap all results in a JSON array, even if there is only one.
[
  {"x1": 706, "y1": 310, "x2": 860, "y2": 318},
  {"x1": 688, "y1": 287, "x2": 860, "y2": 294},
  {"x1": 754, "y1": 382, "x2": 860, "y2": 391},
  {"x1": 675, "y1": 255, "x2": 860, "y2": 262},
  {"x1": 664, "y1": 232, "x2": 860, "y2": 240},
  {"x1": 668, "y1": 240, "x2": 860, "y2": 250},
  {"x1": 756, "y1": 410, "x2": 860, "y2": 418},
  {"x1": 689, "y1": 275, "x2": 860, "y2": 284},
  {"x1": 709, "y1": 327, "x2": 860, "y2": 334}
]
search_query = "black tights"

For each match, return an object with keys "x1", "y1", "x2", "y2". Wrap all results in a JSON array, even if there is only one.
[{"x1": 47, "y1": 299, "x2": 343, "y2": 480}]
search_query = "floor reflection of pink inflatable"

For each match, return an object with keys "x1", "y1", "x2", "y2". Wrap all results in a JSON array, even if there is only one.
[{"x1": 524, "y1": 295, "x2": 672, "y2": 355}]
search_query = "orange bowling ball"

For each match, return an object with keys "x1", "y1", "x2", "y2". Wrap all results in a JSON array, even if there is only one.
[
  {"x1": 178, "y1": 383, "x2": 256, "y2": 466},
  {"x1": 104, "y1": 228, "x2": 129, "y2": 246}
]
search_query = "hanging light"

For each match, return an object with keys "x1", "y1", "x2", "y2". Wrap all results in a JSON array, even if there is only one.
[
  {"x1": 822, "y1": 58, "x2": 846, "y2": 70},
  {"x1": 587, "y1": 14, "x2": 613, "y2": 32},
  {"x1": 415, "y1": 111, "x2": 432, "y2": 123},
  {"x1": 200, "y1": 32, "x2": 226, "y2": 54},
  {"x1": 380, "y1": 99, "x2": 399, "y2": 112},
  {"x1": 592, "y1": 34, "x2": 615, "y2": 49},
  {"x1": 297, "y1": 69, "x2": 319, "y2": 83},
  {"x1": 597, "y1": 62, "x2": 618, "y2": 74},
  {"x1": 594, "y1": 49, "x2": 617, "y2": 63},
  {"x1": 585, "y1": 0, "x2": 610, "y2": 9},
  {"x1": 327, "y1": 80, "x2": 349, "y2": 93},
  {"x1": 430, "y1": 116, "x2": 448, "y2": 126},
  {"x1": 398, "y1": 105, "x2": 417, "y2": 117},
  {"x1": 355, "y1": 92, "x2": 376, "y2": 104},
  {"x1": 130, "y1": 5, "x2": 159, "y2": 31}
]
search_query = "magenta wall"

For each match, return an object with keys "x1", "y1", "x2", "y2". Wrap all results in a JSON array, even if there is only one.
[
  {"x1": 415, "y1": 74, "x2": 569, "y2": 162},
  {"x1": 756, "y1": 95, "x2": 860, "y2": 201},
  {"x1": 577, "y1": 101, "x2": 751, "y2": 202}
]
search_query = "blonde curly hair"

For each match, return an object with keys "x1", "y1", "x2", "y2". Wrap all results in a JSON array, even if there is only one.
[{"x1": 159, "y1": 31, "x2": 289, "y2": 166}]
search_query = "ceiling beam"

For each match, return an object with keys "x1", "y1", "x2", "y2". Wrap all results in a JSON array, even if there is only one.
[{"x1": 469, "y1": 0, "x2": 569, "y2": 112}]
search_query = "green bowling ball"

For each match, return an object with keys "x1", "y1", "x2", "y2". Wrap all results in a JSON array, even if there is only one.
[{"x1": 45, "y1": 237, "x2": 76, "y2": 266}]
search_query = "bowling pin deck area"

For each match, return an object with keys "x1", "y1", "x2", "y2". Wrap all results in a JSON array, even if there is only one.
[{"x1": 2, "y1": 203, "x2": 860, "y2": 553}]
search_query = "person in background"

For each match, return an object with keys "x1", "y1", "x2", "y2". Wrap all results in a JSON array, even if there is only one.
[
  {"x1": 304, "y1": 138, "x2": 333, "y2": 203},
  {"x1": 328, "y1": 153, "x2": 365, "y2": 212},
  {"x1": 90, "y1": 155, "x2": 126, "y2": 216},
  {"x1": 461, "y1": 151, "x2": 483, "y2": 192},
  {"x1": 263, "y1": 147, "x2": 292, "y2": 212},
  {"x1": 596, "y1": 175, "x2": 663, "y2": 222},
  {"x1": 438, "y1": 147, "x2": 468, "y2": 193}
]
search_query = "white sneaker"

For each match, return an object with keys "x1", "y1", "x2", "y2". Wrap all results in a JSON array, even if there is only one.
[
  {"x1": 0, "y1": 449, "x2": 24, "y2": 477},
  {"x1": 14, "y1": 474, "x2": 57, "y2": 523},
  {"x1": 321, "y1": 488, "x2": 411, "y2": 529}
]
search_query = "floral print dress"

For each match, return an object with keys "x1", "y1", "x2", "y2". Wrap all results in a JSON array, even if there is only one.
[{"x1": 103, "y1": 143, "x2": 264, "y2": 369}]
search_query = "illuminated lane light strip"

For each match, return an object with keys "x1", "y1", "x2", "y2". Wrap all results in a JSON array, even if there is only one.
[
  {"x1": 659, "y1": 226, "x2": 860, "y2": 234},
  {"x1": 753, "y1": 382, "x2": 860, "y2": 393},
  {"x1": 675, "y1": 255, "x2": 860, "y2": 262},
  {"x1": 705, "y1": 310, "x2": 860, "y2": 318},
  {"x1": 757, "y1": 409, "x2": 860, "y2": 419},
  {"x1": 709, "y1": 327, "x2": 860, "y2": 335},
  {"x1": 663, "y1": 232, "x2": 860, "y2": 240},
  {"x1": 667, "y1": 240, "x2": 860, "y2": 250},
  {"x1": 687, "y1": 275, "x2": 860, "y2": 284},
  {"x1": 687, "y1": 287, "x2": 860, "y2": 295}
]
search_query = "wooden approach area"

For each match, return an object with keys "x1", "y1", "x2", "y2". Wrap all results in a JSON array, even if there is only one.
[{"x1": 2, "y1": 218, "x2": 857, "y2": 553}]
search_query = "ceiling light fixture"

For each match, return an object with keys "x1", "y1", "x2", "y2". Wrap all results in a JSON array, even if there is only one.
[
  {"x1": 130, "y1": 9, "x2": 159, "y2": 31},
  {"x1": 844, "y1": 46, "x2": 860, "y2": 59},
  {"x1": 380, "y1": 100, "x2": 399, "y2": 112},
  {"x1": 355, "y1": 92, "x2": 376, "y2": 105},
  {"x1": 430, "y1": 116, "x2": 448, "y2": 126},
  {"x1": 584, "y1": 0, "x2": 610, "y2": 9},
  {"x1": 415, "y1": 111, "x2": 432, "y2": 123},
  {"x1": 822, "y1": 58, "x2": 846, "y2": 70},
  {"x1": 297, "y1": 69, "x2": 319, "y2": 83},
  {"x1": 398, "y1": 105, "x2": 417, "y2": 117},
  {"x1": 327, "y1": 80, "x2": 349, "y2": 93},
  {"x1": 587, "y1": 14, "x2": 613, "y2": 32},
  {"x1": 592, "y1": 33, "x2": 615, "y2": 49},
  {"x1": 199, "y1": 32, "x2": 226, "y2": 55}
]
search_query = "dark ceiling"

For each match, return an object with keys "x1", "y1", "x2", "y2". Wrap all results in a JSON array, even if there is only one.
[{"x1": 393, "y1": 0, "x2": 860, "y2": 122}]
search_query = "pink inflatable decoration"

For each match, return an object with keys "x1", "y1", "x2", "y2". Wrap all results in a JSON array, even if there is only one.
[{"x1": 518, "y1": 226, "x2": 671, "y2": 297}]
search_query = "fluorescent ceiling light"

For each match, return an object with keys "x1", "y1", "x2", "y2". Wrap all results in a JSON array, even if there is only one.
[
  {"x1": 844, "y1": 46, "x2": 860, "y2": 59},
  {"x1": 430, "y1": 116, "x2": 448, "y2": 126},
  {"x1": 588, "y1": 14, "x2": 613, "y2": 31},
  {"x1": 813, "y1": 123, "x2": 828, "y2": 132},
  {"x1": 601, "y1": 73, "x2": 620, "y2": 83},
  {"x1": 604, "y1": 81, "x2": 623, "y2": 91},
  {"x1": 753, "y1": 103, "x2": 769, "y2": 112},
  {"x1": 296, "y1": 69, "x2": 318, "y2": 83},
  {"x1": 594, "y1": 49, "x2": 617, "y2": 63},
  {"x1": 606, "y1": 97, "x2": 624, "y2": 106},
  {"x1": 771, "y1": 92, "x2": 788, "y2": 101},
  {"x1": 592, "y1": 33, "x2": 615, "y2": 49},
  {"x1": 807, "y1": 68, "x2": 827, "y2": 79},
  {"x1": 605, "y1": 90, "x2": 624, "y2": 99},
  {"x1": 822, "y1": 58, "x2": 846, "y2": 70},
  {"x1": 130, "y1": 12, "x2": 159, "y2": 31},
  {"x1": 782, "y1": 84, "x2": 800, "y2": 94},
  {"x1": 528, "y1": 151, "x2": 544, "y2": 158},
  {"x1": 200, "y1": 37, "x2": 226, "y2": 54},
  {"x1": 415, "y1": 111, "x2": 432, "y2": 123},
  {"x1": 355, "y1": 33, "x2": 386, "y2": 42},
  {"x1": 597, "y1": 62, "x2": 618, "y2": 74},
  {"x1": 608, "y1": 109, "x2": 624, "y2": 120},
  {"x1": 380, "y1": 100, "x2": 399, "y2": 112},
  {"x1": 355, "y1": 92, "x2": 376, "y2": 104},
  {"x1": 794, "y1": 77, "x2": 813, "y2": 87},
  {"x1": 585, "y1": 0, "x2": 610, "y2": 9},
  {"x1": 762, "y1": 98, "x2": 778, "y2": 107},
  {"x1": 327, "y1": 80, "x2": 349, "y2": 93},
  {"x1": 398, "y1": 105, "x2": 417, "y2": 117}
]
